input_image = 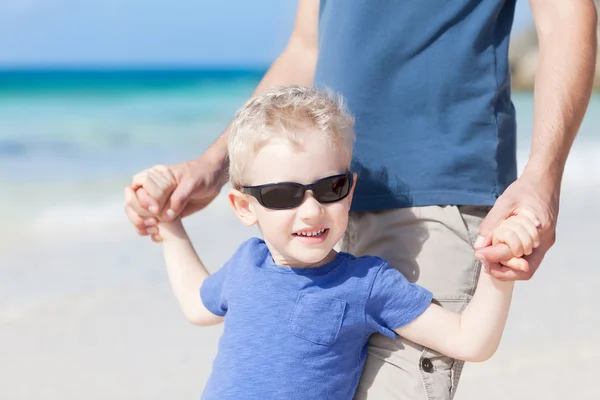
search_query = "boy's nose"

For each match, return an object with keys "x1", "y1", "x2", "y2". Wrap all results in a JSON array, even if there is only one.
[{"x1": 298, "y1": 192, "x2": 323, "y2": 220}]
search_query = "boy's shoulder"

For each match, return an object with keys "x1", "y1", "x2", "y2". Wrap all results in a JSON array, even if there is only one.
[
  {"x1": 226, "y1": 237, "x2": 268, "y2": 266},
  {"x1": 340, "y1": 252, "x2": 388, "y2": 269},
  {"x1": 336, "y1": 252, "x2": 392, "y2": 281},
  {"x1": 234, "y1": 236, "x2": 266, "y2": 253}
]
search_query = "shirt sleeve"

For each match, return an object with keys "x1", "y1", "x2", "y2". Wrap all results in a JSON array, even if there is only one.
[
  {"x1": 200, "y1": 262, "x2": 231, "y2": 317},
  {"x1": 365, "y1": 260, "x2": 433, "y2": 338}
]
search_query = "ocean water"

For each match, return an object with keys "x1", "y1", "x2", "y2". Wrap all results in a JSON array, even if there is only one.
[{"x1": 1, "y1": 70, "x2": 599, "y2": 242}]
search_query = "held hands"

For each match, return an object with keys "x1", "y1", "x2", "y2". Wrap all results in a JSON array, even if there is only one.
[
  {"x1": 124, "y1": 153, "x2": 228, "y2": 242},
  {"x1": 124, "y1": 165, "x2": 178, "y2": 241},
  {"x1": 474, "y1": 168, "x2": 559, "y2": 281},
  {"x1": 483, "y1": 211, "x2": 542, "y2": 276}
]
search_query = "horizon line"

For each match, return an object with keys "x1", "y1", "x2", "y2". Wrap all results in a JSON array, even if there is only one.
[{"x1": 0, "y1": 64, "x2": 270, "y2": 73}]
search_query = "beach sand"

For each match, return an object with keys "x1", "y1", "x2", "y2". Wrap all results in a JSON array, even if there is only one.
[{"x1": 1, "y1": 183, "x2": 598, "y2": 399}]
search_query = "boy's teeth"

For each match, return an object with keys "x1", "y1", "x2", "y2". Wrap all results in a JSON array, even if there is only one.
[{"x1": 298, "y1": 228, "x2": 325, "y2": 237}]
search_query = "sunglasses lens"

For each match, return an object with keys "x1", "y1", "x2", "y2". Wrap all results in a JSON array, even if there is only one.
[
  {"x1": 314, "y1": 174, "x2": 351, "y2": 203},
  {"x1": 260, "y1": 184, "x2": 304, "y2": 209}
]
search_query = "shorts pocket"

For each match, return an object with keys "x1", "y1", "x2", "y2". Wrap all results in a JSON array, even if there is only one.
[{"x1": 289, "y1": 293, "x2": 346, "y2": 345}]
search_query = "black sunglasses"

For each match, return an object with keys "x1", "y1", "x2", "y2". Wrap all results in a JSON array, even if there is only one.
[{"x1": 240, "y1": 173, "x2": 353, "y2": 210}]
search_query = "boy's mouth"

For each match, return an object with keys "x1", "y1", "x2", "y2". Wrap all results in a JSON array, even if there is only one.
[{"x1": 293, "y1": 228, "x2": 328, "y2": 237}]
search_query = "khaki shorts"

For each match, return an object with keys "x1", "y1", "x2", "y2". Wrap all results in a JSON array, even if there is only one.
[{"x1": 341, "y1": 205, "x2": 489, "y2": 400}]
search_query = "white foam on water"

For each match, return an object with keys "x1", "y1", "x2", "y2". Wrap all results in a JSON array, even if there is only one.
[
  {"x1": 6, "y1": 140, "x2": 597, "y2": 243},
  {"x1": 35, "y1": 197, "x2": 121, "y2": 222},
  {"x1": 25, "y1": 192, "x2": 234, "y2": 240}
]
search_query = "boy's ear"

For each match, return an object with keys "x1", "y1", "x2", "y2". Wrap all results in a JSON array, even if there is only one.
[{"x1": 228, "y1": 188, "x2": 257, "y2": 226}]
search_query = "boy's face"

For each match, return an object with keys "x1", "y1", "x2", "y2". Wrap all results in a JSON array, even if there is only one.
[{"x1": 229, "y1": 132, "x2": 356, "y2": 268}]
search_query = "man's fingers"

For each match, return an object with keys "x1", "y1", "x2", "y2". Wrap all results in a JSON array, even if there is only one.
[
  {"x1": 124, "y1": 187, "x2": 160, "y2": 233},
  {"x1": 135, "y1": 187, "x2": 161, "y2": 214},
  {"x1": 137, "y1": 178, "x2": 165, "y2": 204},
  {"x1": 475, "y1": 243, "x2": 513, "y2": 263},
  {"x1": 162, "y1": 182, "x2": 192, "y2": 221},
  {"x1": 479, "y1": 246, "x2": 530, "y2": 275},
  {"x1": 499, "y1": 256, "x2": 529, "y2": 272},
  {"x1": 126, "y1": 210, "x2": 149, "y2": 235},
  {"x1": 148, "y1": 170, "x2": 177, "y2": 211},
  {"x1": 125, "y1": 207, "x2": 159, "y2": 235},
  {"x1": 488, "y1": 261, "x2": 533, "y2": 281},
  {"x1": 124, "y1": 187, "x2": 154, "y2": 217},
  {"x1": 488, "y1": 265, "x2": 526, "y2": 281},
  {"x1": 127, "y1": 175, "x2": 160, "y2": 214},
  {"x1": 124, "y1": 203, "x2": 151, "y2": 236},
  {"x1": 473, "y1": 234, "x2": 492, "y2": 250}
]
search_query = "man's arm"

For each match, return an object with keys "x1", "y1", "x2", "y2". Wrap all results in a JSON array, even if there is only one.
[
  {"x1": 475, "y1": 0, "x2": 597, "y2": 280},
  {"x1": 125, "y1": 0, "x2": 321, "y2": 239},
  {"x1": 527, "y1": 0, "x2": 597, "y2": 172},
  {"x1": 200, "y1": 0, "x2": 320, "y2": 167},
  {"x1": 395, "y1": 272, "x2": 514, "y2": 362}
]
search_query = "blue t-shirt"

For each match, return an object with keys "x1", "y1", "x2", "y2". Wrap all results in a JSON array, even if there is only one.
[
  {"x1": 199, "y1": 238, "x2": 432, "y2": 400},
  {"x1": 314, "y1": 0, "x2": 518, "y2": 211}
]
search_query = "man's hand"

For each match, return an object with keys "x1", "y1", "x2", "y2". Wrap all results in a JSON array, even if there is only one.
[
  {"x1": 476, "y1": 0, "x2": 596, "y2": 280},
  {"x1": 474, "y1": 166, "x2": 559, "y2": 281},
  {"x1": 124, "y1": 151, "x2": 228, "y2": 242}
]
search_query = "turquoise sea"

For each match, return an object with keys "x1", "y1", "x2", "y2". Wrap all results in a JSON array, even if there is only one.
[{"x1": 1, "y1": 69, "x2": 599, "y2": 242}]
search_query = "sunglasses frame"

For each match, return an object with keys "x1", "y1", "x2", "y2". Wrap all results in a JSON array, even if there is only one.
[{"x1": 240, "y1": 172, "x2": 353, "y2": 210}]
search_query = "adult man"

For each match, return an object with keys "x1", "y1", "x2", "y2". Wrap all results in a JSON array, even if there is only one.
[{"x1": 124, "y1": 1, "x2": 597, "y2": 399}]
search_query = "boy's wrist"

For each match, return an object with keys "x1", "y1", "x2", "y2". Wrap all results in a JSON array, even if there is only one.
[
  {"x1": 481, "y1": 269, "x2": 515, "y2": 289},
  {"x1": 158, "y1": 220, "x2": 187, "y2": 241}
]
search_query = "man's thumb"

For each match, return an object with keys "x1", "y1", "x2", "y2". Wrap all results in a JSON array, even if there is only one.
[
  {"x1": 135, "y1": 187, "x2": 160, "y2": 214},
  {"x1": 163, "y1": 183, "x2": 192, "y2": 221},
  {"x1": 474, "y1": 202, "x2": 512, "y2": 249}
]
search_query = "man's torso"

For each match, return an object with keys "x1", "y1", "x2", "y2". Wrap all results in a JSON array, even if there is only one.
[{"x1": 314, "y1": 0, "x2": 518, "y2": 211}]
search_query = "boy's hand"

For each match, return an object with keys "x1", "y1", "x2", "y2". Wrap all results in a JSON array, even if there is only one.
[
  {"x1": 124, "y1": 165, "x2": 177, "y2": 241},
  {"x1": 485, "y1": 213, "x2": 541, "y2": 274}
]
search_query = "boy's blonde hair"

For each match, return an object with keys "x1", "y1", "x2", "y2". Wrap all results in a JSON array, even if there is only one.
[{"x1": 228, "y1": 85, "x2": 355, "y2": 187}]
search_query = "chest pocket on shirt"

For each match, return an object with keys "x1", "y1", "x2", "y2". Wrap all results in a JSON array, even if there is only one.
[{"x1": 289, "y1": 293, "x2": 347, "y2": 346}]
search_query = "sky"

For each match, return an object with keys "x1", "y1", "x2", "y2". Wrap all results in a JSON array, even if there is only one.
[{"x1": 0, "y1": 1, "x2": 533, "y2": 67}]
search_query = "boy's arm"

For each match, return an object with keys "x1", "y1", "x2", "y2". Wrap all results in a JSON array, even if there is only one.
[
  {"x1": 392, "y1": 216, "x2": 538, "y2": 361},
  {"x1": 159, "y1": 220, "x2": 224, "y2": 326},
  {"x1": 395, "y1": 272, "x2": 514, "y2": 362}
]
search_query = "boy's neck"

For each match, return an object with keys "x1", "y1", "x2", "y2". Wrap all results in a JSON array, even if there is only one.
[{"x1": 271, "y1": 248, "x2": 339, "y2": 269}]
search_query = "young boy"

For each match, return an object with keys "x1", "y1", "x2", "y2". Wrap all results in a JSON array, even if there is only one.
[{"x1": 129, "y1": 86, "x2": 540, "y2": 400}]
